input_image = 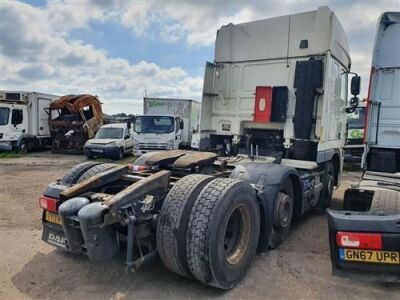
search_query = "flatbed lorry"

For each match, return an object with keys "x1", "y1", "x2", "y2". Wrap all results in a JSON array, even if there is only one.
[
  {"x1": 39, "y1": 6, "x2": 361, "y2": 289},
  {"x1": 328, "y1": 11, "x2": 400, "y2": 282}
]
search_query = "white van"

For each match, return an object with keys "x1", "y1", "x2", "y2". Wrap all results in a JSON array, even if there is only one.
[{"x1": 83, "y1": 123, "x2": 133, "y2": 160}]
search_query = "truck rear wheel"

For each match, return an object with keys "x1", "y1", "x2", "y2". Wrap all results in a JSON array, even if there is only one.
[
  {"x1": 268, "y1": 178, "x2": 294, "y2": 249},
  {"x1": 77, "y1": 163, "x2": 119, "y2": 183},
  {"x1": 157, "y1": 174, "x2": 214, "y2": 278},
  {"x1": 316, "y1": 161, "x2": 335, "y2": 210},
  {"x1": 19, "y1": 139, "x2": 29, "y2": 153},
  {"x1": 186, "y1": 178, "x2": 260, "y2": 289},
  {"x1": 60, "y1": 162, "x2": 100, "y2": 186}
]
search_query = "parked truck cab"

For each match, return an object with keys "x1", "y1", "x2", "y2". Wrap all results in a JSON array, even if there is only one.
[
  {"x1": 39, "y1": 7, "x2": 363, "y2": 290},
  {"x1": 200, "y1": 6, "x2": 360, "y2": 207},
  {"x1": 0, "y1": 91, "x2": 58, "y2": 152},
  {"x1": 132, "y1": 114, "x2": 184, "y2": 155},
  {"x1": 328, "y1": 11, "x2": 400, "y2": 282}
]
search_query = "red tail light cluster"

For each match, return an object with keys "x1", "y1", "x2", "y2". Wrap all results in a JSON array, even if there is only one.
[
  {"x1": 39, "y1": 195, "x2": 57, "y2": 212},
  {"x1": 128, "y1": 164, "x2": 148, "y2": 172},
  {"x1": 336, "y1": 231, "x2": 382, "y2": 250}
]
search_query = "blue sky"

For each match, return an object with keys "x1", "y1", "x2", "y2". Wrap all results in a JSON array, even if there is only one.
[
  {"x1": 1, "y1": 0, "x2": 399, "y2": 114},
  {"x1": 69, "y1": 18, "x2": 213, "y2": 76}
]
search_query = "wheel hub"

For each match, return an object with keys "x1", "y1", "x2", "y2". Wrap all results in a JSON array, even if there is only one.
[
  {"x1": 223, "y1": 205, "x2": 251, "y2": 265},
  {"x1": 274, "y1": 193, "x2": 292, "y2": 229}
]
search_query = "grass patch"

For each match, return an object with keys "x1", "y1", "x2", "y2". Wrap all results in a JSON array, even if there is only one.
[{"x1": 0, "y1": 151, "x2": 20, "y2": 159}]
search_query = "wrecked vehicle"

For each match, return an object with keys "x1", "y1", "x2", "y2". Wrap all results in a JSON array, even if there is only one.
[{"x1": 49, "y1": 94, "x2": 104, "y2": 154}]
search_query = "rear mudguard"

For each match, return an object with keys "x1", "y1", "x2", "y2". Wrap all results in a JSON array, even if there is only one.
[
  {"x1": 230, "y1": 162, "x2": 302, "y2": 251},
  {"x1": 327, "y1": 209, "x2": 400, "y2": 282}
]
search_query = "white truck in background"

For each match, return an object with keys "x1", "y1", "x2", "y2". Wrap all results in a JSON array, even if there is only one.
[
  {"x1": 133, "y1": 98, "x2": 201, "y2": 155},
  {"x1": 328, "y1": 11, "x2": 400, "y2": 282},
  {"x1": 344, "y1": 102, "x2": 367, "y2": 161},
  {"x1": 0, "y1": 91, "x2": 59, "y2": 152}
]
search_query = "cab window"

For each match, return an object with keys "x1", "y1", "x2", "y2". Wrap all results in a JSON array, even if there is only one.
[
  {"x1": 11, "y1": 109, "x2": 23, "y2": 126},
  {"x1": 0, "y1": 107, "x2": 10, "y2": 125}
]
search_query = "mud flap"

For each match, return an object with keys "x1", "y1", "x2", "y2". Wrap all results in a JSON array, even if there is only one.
[
  {"x1": 78, "y1": 202, "x2": 119, "y2": 262},
  {"x1": 327, "y1": 209, "x2": 400, "y2": 282}
]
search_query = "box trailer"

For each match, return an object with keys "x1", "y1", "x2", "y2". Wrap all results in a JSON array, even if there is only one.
[
  {"x1": 0, "y1": 91, "x2": 59, "y2": 152},
  {"x1": 328, "y1": 11, "x2": 400, "y2": 282},
  {"x1": 38, "y1": 6, "x2": 361, "y2": 289},
  {"x1": 133, "y1": 98, "x2": 201, "y2": 154}
]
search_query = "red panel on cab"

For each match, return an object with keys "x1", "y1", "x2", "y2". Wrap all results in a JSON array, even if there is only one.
[{"x1": 254, "y1": 86, "x2": 272, "y2": 123}]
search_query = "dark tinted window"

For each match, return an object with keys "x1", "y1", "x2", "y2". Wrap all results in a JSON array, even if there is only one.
[
  {"x1": 348, "y1": 107, "x2": 366, "y2": 128},
  {"x1": 0, "y1": 107, "x2": 10, "y2": 125},
  {"x1": 11, "y1": 109, "x2": 23, "y2": 125}
]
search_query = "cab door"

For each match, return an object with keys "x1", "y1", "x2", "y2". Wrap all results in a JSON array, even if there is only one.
[
  {"x1": 123, "y1": 128, "x2": 134, "y2": 152},
  {"x1": 11, "y1": 106, "x2": 28, "y2": 135}
]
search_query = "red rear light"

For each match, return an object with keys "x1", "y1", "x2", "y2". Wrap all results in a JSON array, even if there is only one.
[
  {"x1": 39, "y1": 195, "x2": 57, "y2": 212},
  {"x1": 336, "y1": 231, "x2": 382, "y2": 250},
  {"x1": 128, "y1": 164, "x2": 148, "y2": 172}
]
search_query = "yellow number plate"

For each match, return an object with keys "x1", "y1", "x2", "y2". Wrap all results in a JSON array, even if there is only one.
[
  {"x1": 45, "y1": 211, "x2": 62, "y2": 225},
  {"x1": 340, "y1": 248, "x2": 400, "y2": 264}
]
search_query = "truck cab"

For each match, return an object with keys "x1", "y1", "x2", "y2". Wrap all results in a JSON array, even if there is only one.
[
  {"x1": 328, "y1": 11, "x2": 400, "y2": 282},
  {"x1": 132, "y1": 114, "x2": 184, "y2": 155},
  {"x1": 0, "y1": 91, "x2": 56, "y2": 152},
  {"x1": 0, "y1": 103, "x2": 28, "y2": 151}
]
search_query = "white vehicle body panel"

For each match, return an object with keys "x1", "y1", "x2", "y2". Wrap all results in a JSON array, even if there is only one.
[
  {"x1": 365, "y1": 12, "x2": 400, "y2": 149},
  {"x1": 200, "y1": 6, "x2": 351, "y2": 166}
]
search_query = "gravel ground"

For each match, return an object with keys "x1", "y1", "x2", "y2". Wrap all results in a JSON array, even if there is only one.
[{"x1": 0, "y1": 152, "x2": 399, "y2": 299}]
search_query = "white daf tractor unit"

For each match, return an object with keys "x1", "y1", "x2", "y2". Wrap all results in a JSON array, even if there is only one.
[
  {"x1": 0, "y1": 91, "x2": 59, "y2": 152},
  {"x1": 38, "y1": 7, "x2": 361, "y2": 290},
  {"x1": 133, "y1": 97, "x2": 201, "y2": 155},
  {"x1": 199, "y1": 5, "x2": 360, "y2": 207}
]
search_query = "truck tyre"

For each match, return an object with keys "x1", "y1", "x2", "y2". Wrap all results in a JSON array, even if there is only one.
[
  {"x1": 187, "y1": 178, "x2": 260, "y2": 289},
  {"x1": 60, "y1": 162, "x2": 100, "y2": 186},
  {"x1": 316, "y1": 161, "x2": 335, "y2": 210},
  {"x1": 19, "y1": 139, "x2": 28, "y2": 153},
  {"x1": 77, "y1": 163, "x2": 119, "y2": 183},
  {"x1": 370, "y1": 190, "x2": 400, "y2": 214},
  {"x1": 157, "y1": 174, "x2": 215, "y2": 278},
  {"x1": 268, "y1": 178, "x2": 294, "y2": 249}
]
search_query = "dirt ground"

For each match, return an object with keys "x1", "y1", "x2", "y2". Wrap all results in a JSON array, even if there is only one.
[{"x1": 0, "y1": 152, "x2": 399, "y2": 299}]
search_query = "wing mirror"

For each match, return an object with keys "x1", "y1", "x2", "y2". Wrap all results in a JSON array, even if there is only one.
[{"x1": 351, "y1": 75, "x2": 361, "y2": 96}]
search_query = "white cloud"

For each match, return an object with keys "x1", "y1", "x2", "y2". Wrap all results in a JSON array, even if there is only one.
[
  {"x1": 160, "y1": 23, "x2": 185, "y2": 42},
  {"x1": 1, "y1": 0, "x2": 399, "y2": 113}
]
